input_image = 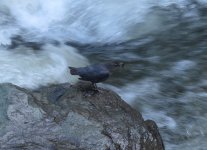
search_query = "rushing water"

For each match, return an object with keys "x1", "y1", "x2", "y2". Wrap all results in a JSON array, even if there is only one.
[{"x1": 1, "y1": 0, "x2": 207, "y2": 149}]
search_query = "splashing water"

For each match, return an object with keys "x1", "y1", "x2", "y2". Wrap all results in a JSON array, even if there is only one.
[
  {"x1": 0, "y1": 44, "x2": 88, "y2": 89},
  {"x1": 1, "y1": 0, "x2": 205, "y2": 44}
]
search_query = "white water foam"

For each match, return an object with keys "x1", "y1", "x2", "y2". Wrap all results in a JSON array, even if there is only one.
[
  {"x1": 105, "y1": 78, "x2": 160, "y2": 103},
  {"x1": 143, "y1": 108, "x2": 177, "y2": 129},
  {"x1": 1, "y1": 0, "x2": 205, "y2": 44},
  {"x1": 0, "y1": 45, "x2": 89, "y2": 89},
  {"x1": 0, "y1": 27, "x2": 19, "y2": 45},
  {"x1": 171, "y1": 60, "x2": 196, "y2": 74}
]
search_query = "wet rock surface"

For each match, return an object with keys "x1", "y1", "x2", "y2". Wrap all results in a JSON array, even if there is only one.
[{"x1": 0, "y1": 83, "x2": 164, "y2": 150}]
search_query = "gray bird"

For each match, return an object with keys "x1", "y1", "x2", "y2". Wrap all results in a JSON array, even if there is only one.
[{"x1": 68, "y1": 61, "x2": 124, "y2": 89}]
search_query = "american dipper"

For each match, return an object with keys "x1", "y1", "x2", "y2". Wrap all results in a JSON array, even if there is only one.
[{"x1": 68, "y1": 62, "x2": 124, "y2": 89}]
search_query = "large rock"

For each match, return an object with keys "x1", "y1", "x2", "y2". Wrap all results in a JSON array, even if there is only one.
[{"x1": 0, "y1": 83, "x2": 164, "y2": 150}]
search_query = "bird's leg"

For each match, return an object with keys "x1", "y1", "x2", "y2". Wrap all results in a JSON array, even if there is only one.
[
  {"x1": 91, "y1": 82, "x2": 98, "y2": 91},
  {"x1": 94, "y1": 83, "x2": 97, "y2": 89}
]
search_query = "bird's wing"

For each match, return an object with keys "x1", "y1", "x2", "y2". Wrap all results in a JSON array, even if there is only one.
[{"x1": 78, "y1": 65, "x2": 109, "y2": 81}]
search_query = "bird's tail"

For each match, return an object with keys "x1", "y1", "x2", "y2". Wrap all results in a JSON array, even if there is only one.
[{"x1": 68, "y1": 67, "x2": 78, "y2": 75}]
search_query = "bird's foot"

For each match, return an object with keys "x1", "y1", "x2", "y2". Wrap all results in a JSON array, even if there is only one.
[
  {"x1": 82, "y1": 88, "x2": 99, "y2": 97},
  {"x1": 92, "y1": 83, "x2": 99, "y2": 91}
]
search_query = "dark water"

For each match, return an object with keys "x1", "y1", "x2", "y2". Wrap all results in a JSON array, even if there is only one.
[
  {"x1": 72, "y1": 5, "x2": 207, "y2": 149},
  {"x1": 1, "y1": 1, "x2": 207, "y2": 149}
]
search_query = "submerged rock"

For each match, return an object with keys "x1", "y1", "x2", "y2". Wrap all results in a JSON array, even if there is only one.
[{"x1": 0, "y1": 83, "x2": 164, "y2": 150}]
